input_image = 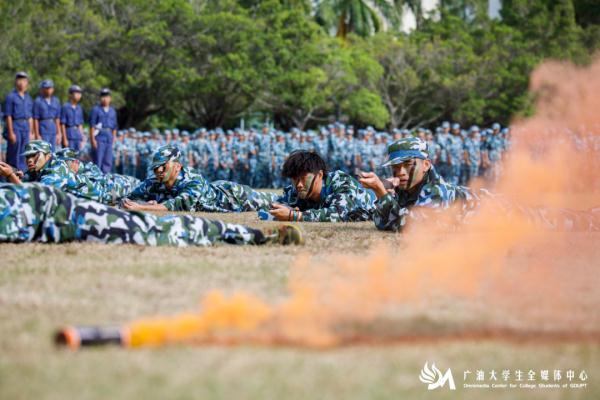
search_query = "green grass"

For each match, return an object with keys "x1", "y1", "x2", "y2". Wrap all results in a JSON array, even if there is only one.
[{"x1": 0, "y1": 211, "x2": 598, "y2": 400}]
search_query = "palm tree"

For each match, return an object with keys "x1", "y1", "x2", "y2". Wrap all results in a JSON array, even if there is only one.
[{"x1": 313, "y1": 0, "x2": 406, "y2": 38}]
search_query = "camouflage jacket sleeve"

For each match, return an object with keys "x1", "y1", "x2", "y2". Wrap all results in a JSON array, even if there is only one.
[
  {"x1": 38, "y1": 160, "x2": 84, "y2": 193},
  {"x1": 301, "y1": 172, "x2": 374, "y2": 222},
  {"x1": 161, "y1": 179, "x2": 205, "y2": 212},
  {"x1": 127, "y1": 179, "x2": 155, "y2": 202},
  {"x1": 39, "y1": 167, "x2": 107, "y2": 203},
  {"x1": 374, "y1": 181, "x2": 478, "y2": 232},
  {"x1": 373, "y1": 192, "x2": 411, "y2": 231},
  {"x1": 275, "y1": 185, "x2": 295, "y2": 205}
]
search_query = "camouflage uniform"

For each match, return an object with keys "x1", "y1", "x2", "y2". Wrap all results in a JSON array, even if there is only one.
[
  {"x1": 216, "y1": 143, "x2": 233, "y2": 181},
  {"x1": 484, "y1": 131, "x2": 504, "y2": 183},
  {"x1": 276, "y1": 170, "x2": 376, "y2": 222},
  {"x1": 232, "y1": 135, "x2": 251, "y2": 185},
  {"x1": 21, "y1": 141, "x2": 113, "y2": 204},
  {"x1": 128, "y1": 145, "x2": 278, "y2": 213},
  {"x1": 447, "y1": 131, "x2": 464, "y2": 185},
  {"x1": 0, "y1": 183, "x2": 282, "y2": 246},
  {"x1": 211, "y1": 180, "x2": 279, "y2": 212},
  {"x1": 314, "y1": 131, "x2": 330, "y2": 159},
  {"x1": 374, "y1": 138, "x2": 599, "y2": 232},
  {"x1": 254, "y1": 130, "x2": 273, "y2": 188},
  {"x1": 271, "y1": 135, "x2": 287, "y2": 189},
  {"x1": 435, "y1": 127, "x2": 451, "y2": 181},
  {"x1": 55, "y1": 148, "x2": 140, "y2": 203},
  {"x1": 463, "y1": 129, "x2": 482, "y2": 182}
]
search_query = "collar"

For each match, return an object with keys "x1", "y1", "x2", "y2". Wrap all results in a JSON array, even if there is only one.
[
  {"x1": 13, "y1": 89, "x2": 27, "y2": 99},
  {"x1": 318, "y1": 172, "x2": 332, "y2": 200}
]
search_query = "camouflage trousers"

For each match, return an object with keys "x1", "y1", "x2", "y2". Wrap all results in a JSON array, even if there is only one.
[
  {"x1": 211, "y1": 180, "x2": 278, "y2": 212},
  {"x1": 0, "y1": 183, "x2": 269, "y2": 247},
  {"x1": 448, "y1": 163, "x2": 461, "y2": 185}
]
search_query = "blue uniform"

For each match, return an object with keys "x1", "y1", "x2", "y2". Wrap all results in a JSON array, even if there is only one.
[
  {"x1": 33, "y1": 96, "x2": 61, "y2": 151},
  {"x1": 255, "y1": 133, "x2": 273, "y2": 188},
  {"x1": 447, "y1": 134, "x2": 464, "y2": 185},
  {"x1": 60, "y1": 102, "x2": 85, "y2": 151},
  {"x1": 271, "y1": 140, "x2": 287, "y2": 188},
  {"x1": 463, "y1": 137, "x2": 482, "y2": 182},
  {"x1": 3, "y1": 90, "x2": 33, "y2": 171},
  {"x1": 89, "y1": 105, "x2": 118, "y2": 173}
]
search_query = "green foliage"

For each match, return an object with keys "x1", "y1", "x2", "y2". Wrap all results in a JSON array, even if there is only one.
[{"x1": 0, "y1": 0, "x2": 596, "y2": 130}]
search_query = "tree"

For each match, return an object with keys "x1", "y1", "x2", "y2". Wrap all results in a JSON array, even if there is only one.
[
  {"x1": 183, "y1": 0, "x2": 269, "y2": 128},
  {"x1": 313, "y1": 0, "x2": 405, "y2": 38},
  {"x1": 365, "y1": 33, "x2": 446, "y2": 128}
]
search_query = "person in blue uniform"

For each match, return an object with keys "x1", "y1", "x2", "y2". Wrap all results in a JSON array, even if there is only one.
[
  {"x1": 3, "y1": 71, "x2": 34, "y2": 172},
  {"x1": 60, "y1": 85, "x2": 85, "y2": 151},
  {"x1": 89, "y1": 88, "x2": 118, "y2": 173},
  {"x1": 32, "y1": 79, "x2": 61, "y2": 151}
]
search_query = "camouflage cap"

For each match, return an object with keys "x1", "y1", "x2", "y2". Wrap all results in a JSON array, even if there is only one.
[
  {"x1": 55, "y1": 148, "x2": 79, "y2": 161},
  {"x1": 150, "y1": 145, "x2": 181, "y2": 170},
  {"x1": 381, "y1": 137, "x2": 429, "y2": 167},
  {"x1": 22, "y1": 140, "x2": 52, "y2": 156}
]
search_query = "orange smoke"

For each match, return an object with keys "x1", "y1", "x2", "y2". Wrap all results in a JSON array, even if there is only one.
[{"x1": 123, "y1": 57, "x2": 600, "y2": 348}]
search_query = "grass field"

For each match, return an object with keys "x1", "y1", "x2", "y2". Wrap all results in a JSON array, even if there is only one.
[{"x1": 1, "y1": 209, "x2": 599, "y2": 400}]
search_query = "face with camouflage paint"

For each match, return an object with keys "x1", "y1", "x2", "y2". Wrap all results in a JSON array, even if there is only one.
[
  {"x1": 391, "y1": 158, "x2": 431, "y2": 191},
  {"x1": 292, "y1": 171, "x2": 323, "y2": 201},
  {"x1": 154, "y1": 161, "x2": 181, "y2": 188},
  {"x1": 25, "y1": 153, "x2": 51, "y2": 172}
]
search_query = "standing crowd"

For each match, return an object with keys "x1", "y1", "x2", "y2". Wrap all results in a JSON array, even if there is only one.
[{"x1": 1, "y1": 72, "x2": 511, "y2": 188}]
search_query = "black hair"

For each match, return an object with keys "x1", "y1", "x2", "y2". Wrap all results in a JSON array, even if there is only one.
[{"x1": 281, "y1": 150, "x2": 328, "y2": 179}]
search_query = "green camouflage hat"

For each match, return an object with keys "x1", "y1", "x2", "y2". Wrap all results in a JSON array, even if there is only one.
[
  {"x1": 22, "y1": 140, "x2": 52, "y2": 156},
  {"x1": 55, "y1": 148, "x2": 79, "y2": 161},
  {"x1": 150, "y1": 145, "x2": 181, "y2": 170},
  {"x1": 381, "y1": 137, "x2": 429, "y2": 167}
]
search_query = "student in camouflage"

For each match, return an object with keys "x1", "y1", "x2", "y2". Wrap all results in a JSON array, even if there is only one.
[
  {"x1": 0, "y1": 140, "x2": 115, "y2": 204},
  {"x1": 55, "y1": 147, "x2": 140, "y2": 201},
  {"x1": 268, "y1": 150, "x2": 376, "y2": 222},
  {"x1": 0, "y1": 183, "x2": 304, "y2": 246},
  {"x1": 359, "y1": 137, "x2": 599, "y2": 232},
  {"x1": 123, "y1": 145, "x2": 278, "y2": 213}
]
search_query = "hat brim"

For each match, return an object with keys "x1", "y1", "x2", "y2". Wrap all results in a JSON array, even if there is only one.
[
  {"x1": 21, "y1": 149, "x2": 49, "y2": 156},
  {"x1": 150, "y1": 162, "x2": 166, "y2": 170},
  {"x1": 381, "y1": 155, "x2": 415, "y2": 167}
]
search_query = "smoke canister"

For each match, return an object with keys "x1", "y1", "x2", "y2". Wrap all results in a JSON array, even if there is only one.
[{"x1": 55, "y1": 326, "x2": 130, "y2": 349}]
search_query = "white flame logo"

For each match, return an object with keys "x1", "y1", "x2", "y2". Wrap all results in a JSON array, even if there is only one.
[{"x1": 419, "y1": 361, "x2": 456, "y2": 390}]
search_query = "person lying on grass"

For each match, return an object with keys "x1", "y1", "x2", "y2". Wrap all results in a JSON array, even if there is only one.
[
  {"x1": 267, "y1": 150, "x2": 376, "y2": 222},
  {"x1": 359, "y1": 137, "x2": 599, "y2": 232},
  {"x1": 122, "y1": 145, "x2": 277, "y2": 212},
  {"x1": 0, "y1": 182, "x2": 304, "y2": 247}
]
